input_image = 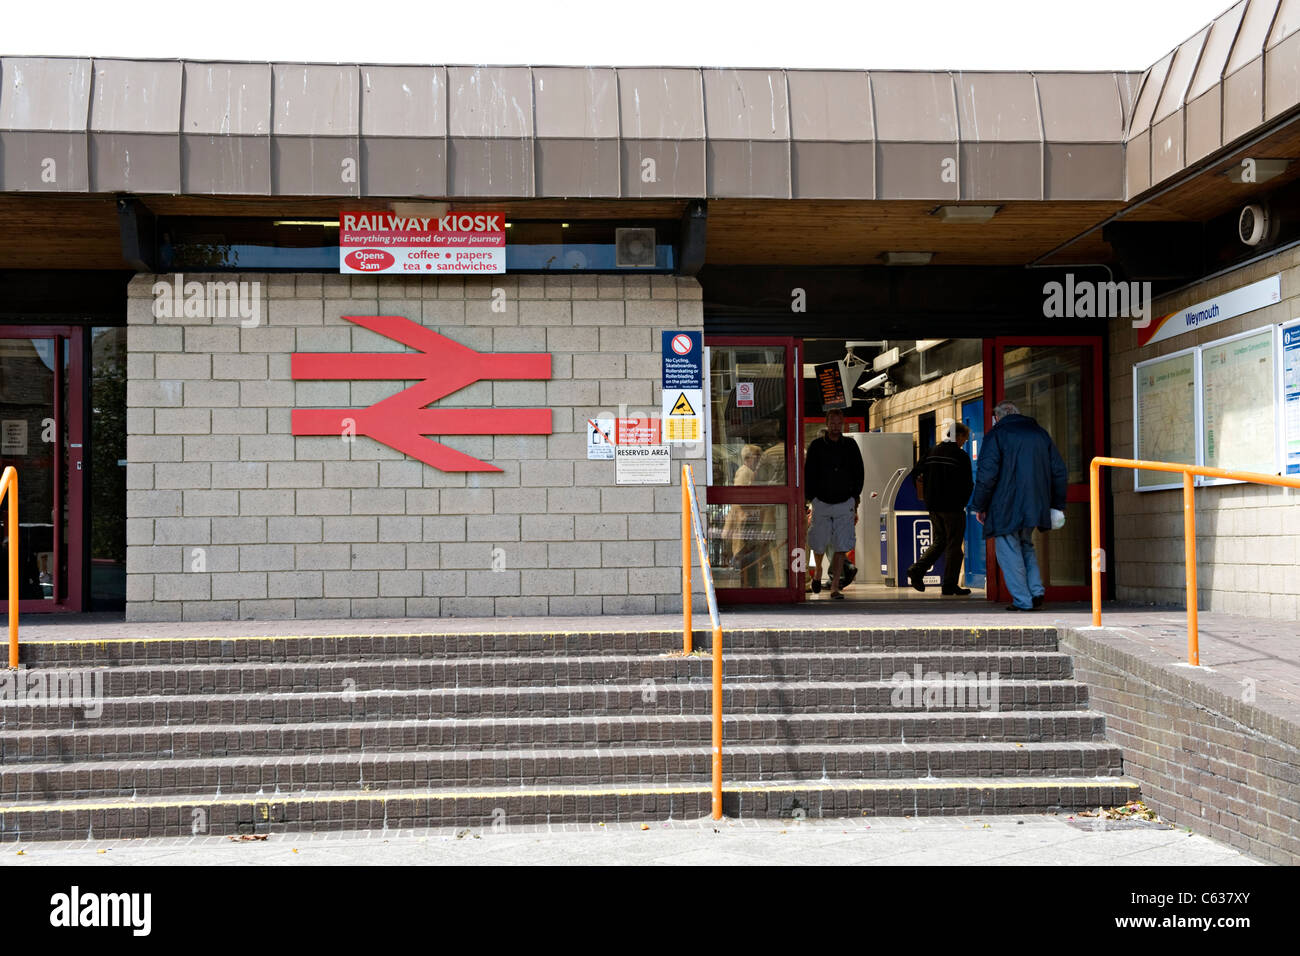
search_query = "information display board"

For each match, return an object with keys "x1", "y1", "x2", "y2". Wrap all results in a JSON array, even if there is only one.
[
  {"x1": 1201, "y1": 327, "x2": 1277, "y2": 481},
  {"x1": 1133, "y1": 349, "x2": 1198, "y2": 491},
  {"x1": 1283, "y1": 322, "x2": 1300, "y2": 476}
]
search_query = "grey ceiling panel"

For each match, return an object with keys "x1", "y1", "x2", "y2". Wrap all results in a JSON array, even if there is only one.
[
  {"x1": 90, "y1": 59, "x2": 182, "y2": 133},
  {"x1": 448, "y1": 137, "x2": 533, "y2": 196},
  {"x1": 447, "y1": 66, "x2": 533, "y2": 138},
  {"x1": 1188, "y1": 1, "x2": 1248, "y2": 101},
  {"x1": 92, "y1": 132, "x2": 181, "y2": 192},
  {"x1": 273, "y1": 64, "x2": 359, "y2": 136},
  {"x1": 535, "y1": 139, "x2": 619, "y2": 197},
  {"x1": 787, "y1": 71, "x2": 872, "y2": 141},
  {"x1": 876, "y1": 142, "x2": 960, "y2": 199},
  {"x1": 0, "y1": 57, "x2": 91, "y2": 131},
  {"x1": 1265, "y1": 30, "x2": 1300, "y2": 118},
  {"x1": 707, "y1": 140, "x2": 790, "y2": 197},
  {"x1": 182, "y1": 134, "x2": 272, "y2": 194},
  {"x1": 703, "y1": 69, "x2": 789, "y2": 141},
  {"x1": 1044, "y1": 143, "x2": 1123, "y2": 199},
  {"x1": 620, "y1": 140, "x2": 706, "y2": 197},
  {"x1": 1126, "y1": 128, "x2": 1151, "y2": 198},
  {"x1": 791, "y1": 142, "x2": 873, "y2": 198},
  {"x1": 871, "y1": 72, "x2": 958, "y2": 142},
  {"x1": 1150, "y1": 112, "x2": 1186, "y2": 184},
  {"x1": 617, "y1": 69, "x2": 705, "y2": 139},
  {"x1": 361, "y1": 66, "x2": 445, "y2": 137},
  {"x1": 1153, "y1": 28, "x2": 1209, "y2": 124},
  {"x1": 954, "y1": 72, "x2": 1039, "y2": 142},
  {"x1": 1223, "y1": 58, "x2": 1265, "y2": 142},
  {"x1": 1038, "y1": 73, "x2": 1127, "y2": 142},
  {"x1": 361, "y1": 138, "x2": 446, "y2": 197},
  {"x1": 183, "y1": 62, "x2": 272, "y2": 135},
  {"x1": 533, "y1": 67, "x2": 618, "y2": 139},
  {"x1": 960, "y1": 142, "x2": 1041, "y2": 200},
  {"x1": 1184, "y1": 90, "x2": 1222, "y2": 163},
  {"x1": 0, "y1": 129, "x2": 88, "y2": 190}
]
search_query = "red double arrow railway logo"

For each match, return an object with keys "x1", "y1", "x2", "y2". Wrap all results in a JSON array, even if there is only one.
[{"x1": 290, "y1": 315, "x2": 552, "y2": 472}]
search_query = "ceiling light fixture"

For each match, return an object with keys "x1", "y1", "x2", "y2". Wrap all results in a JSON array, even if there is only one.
[
  {"x1": 933, "y1": 205, "x2": 1001, "y2": 223},
  {"x1": 883, "y1": 251, "x2": 933, "y2": 266}
]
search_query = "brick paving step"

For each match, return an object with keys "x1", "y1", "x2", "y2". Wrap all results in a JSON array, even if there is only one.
[
  {"x1": 0, "y1": 741, "x2": 1126, "y2": 801},
  {"x1": 0, "y1": 679, "x2": 1093, "y2": 730},
  {"x1": 37, "y1": 651, "x2": 1073, "y2": 698},
  {"x1": 0, "y1": 776, "x2": 1143, "y2": 842},
  {"x1": 0, "y1": 711, "x2": 1109, "y2": 763},
  {"x1": 18, "y1": 625, "x2": 1061, "y2": 667}
]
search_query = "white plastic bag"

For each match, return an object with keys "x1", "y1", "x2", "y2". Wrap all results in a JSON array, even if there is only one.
[{"x1": 1050, "y1": 508, "x2": 1066, "y2": 530}]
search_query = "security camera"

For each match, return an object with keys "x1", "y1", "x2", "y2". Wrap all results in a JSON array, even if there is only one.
[
  {"x1": 857, "y1": 372, "x2": 889, "y2": 392},
  {"x1": 1239, "y1": 203, "x2": 1270, "y2": 246}
]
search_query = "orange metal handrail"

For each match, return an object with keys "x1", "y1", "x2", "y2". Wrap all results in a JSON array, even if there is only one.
[
  {"x1": 1, "y1": 467, "x2": 16, "y2": 668},
  {"x1": 681, "y1": 463, "x2": 723, "y2": 820},
  {"x1": 1090, "y1": 456, "x2": 1300, "y2": 666}
]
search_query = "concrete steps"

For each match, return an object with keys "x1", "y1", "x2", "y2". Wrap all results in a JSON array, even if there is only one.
[{"x1": 0, "y1": 625, "x2": 1139, "y2": 840}]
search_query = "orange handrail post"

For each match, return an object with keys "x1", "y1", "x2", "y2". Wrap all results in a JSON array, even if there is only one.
[
  {"x1": 682, "y1": 463, "x2": 724, "y2": 820},
  {"x1": 1088, "y1": 456, "x2": 1300, "y2": 666},
  {"x1": 2, "y1": 467, "x2": 17, "y2": 669},
  {"x1": 1183, "y1": 471, "x2": 1199, "y2": 666},
  {"x1": 711, "y1": 623, "x2": 722, "y2": 819},
  {"x1": 681, "y1": 468, "x2": 692, "y2": 655}
]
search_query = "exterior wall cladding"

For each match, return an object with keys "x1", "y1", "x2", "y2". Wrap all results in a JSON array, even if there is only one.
[
  {"x1": 125, "y1": 272, "x2": 708, "y2": 622},
  {"x1": 1109, "y1": 244, "x2": 1300, "y2": 622}
]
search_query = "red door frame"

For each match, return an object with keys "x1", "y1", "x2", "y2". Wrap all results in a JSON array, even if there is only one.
[
  {"x1": 706, "y1": 335, "x2": 803, "y2": 605},
  {"x1": 0, "y1": 326, "x2": 85, "y2": 613},
  {"x1": 982, "y1": 335, "x2": 1106, "y2": 605}
]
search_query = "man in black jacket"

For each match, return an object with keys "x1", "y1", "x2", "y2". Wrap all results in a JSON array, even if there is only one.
[
  {"x1": 907, "y1": 421, "x2": 974, "y2": 596},
  {"x1": 803, "y1": 408, "x2": 865, "y2": 600}
]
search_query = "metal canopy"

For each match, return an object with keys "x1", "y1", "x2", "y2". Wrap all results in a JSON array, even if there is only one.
[{"x1": 0, "y1": 59, "x2": 1140, "y2": 201}]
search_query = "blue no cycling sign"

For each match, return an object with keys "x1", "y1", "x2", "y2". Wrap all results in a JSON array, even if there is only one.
[{"x1": 662, "y1": 331, "x2": 702, "y2": 389}]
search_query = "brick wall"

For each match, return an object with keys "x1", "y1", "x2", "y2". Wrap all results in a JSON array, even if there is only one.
[
  {"x1": 1062, "y1": 626, "x2": 1299, "y2": 864},
  {"x1": 1108, "y1": 246, "x2": 1300, "y2": 621},
  {"x1": 126, "y1": 272, "x2": 706, "y2": 622}
]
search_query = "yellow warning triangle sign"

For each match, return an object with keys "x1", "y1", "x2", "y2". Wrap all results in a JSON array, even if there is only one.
[{"x1": 669, "y1": 392, "x2": 696, "y2": 416}]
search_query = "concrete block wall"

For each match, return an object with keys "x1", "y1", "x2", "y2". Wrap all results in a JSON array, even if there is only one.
[
  {"x1": 125, "y1": 272, "x2": 706, "y2": 622},
  {"x1": 1108, "y1": 245, "x2": 1300, "y2": 621}
]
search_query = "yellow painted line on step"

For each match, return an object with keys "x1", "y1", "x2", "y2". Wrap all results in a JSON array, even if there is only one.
[
  {"x1": 0, "y1": 779, "x2": 1137, "y2": 815},
  {"x1": 27, "y1": 625, "x2": 1043, "y2": 648}
]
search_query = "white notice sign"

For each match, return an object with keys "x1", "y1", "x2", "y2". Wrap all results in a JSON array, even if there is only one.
[
  {"x1": 587, "y1": 418, "x2": 615, "y2": 460},
  {"x1": 1, "y1": 420, "x2": 27, "y2": 456},
  {"x1": 615, "y1": 444, "x2": 671, "y2": 485}
]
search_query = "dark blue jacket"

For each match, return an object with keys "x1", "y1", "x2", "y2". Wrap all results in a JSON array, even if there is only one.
[{"x1": 969, "y1": 414, "x2": 1068, "y2": 539}]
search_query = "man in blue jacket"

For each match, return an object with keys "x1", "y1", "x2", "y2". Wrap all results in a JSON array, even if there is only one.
[{"x1": 969, "y1": 401, "x2": 1068, "y2": 611}]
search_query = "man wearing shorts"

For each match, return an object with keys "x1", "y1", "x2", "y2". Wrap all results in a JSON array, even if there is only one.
[{"x1": 803, "y1": 408, "x2": 864, "y2": 600}]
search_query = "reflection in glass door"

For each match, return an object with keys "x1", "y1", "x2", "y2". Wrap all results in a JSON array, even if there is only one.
[
  {"x1": 706, "y1": 338, "x2": 800, "y2": 603},
  {"x1": 985, "y1": 338, "x2": 1104, "y2": 604},
  {"x1": 0, "y1": 328, "x2": 84, "y2": 612}
]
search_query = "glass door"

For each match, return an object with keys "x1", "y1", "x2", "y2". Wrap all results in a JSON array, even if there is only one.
[
  {"x1": 0, "y1": 327, "x2": 85, "y2": 612},
  {"x1": 983, "y1": 337, "x2": 1105, "y2": 604},
  {"x1": 706, "y1": 337, "x2": 802, "y2": 603}
]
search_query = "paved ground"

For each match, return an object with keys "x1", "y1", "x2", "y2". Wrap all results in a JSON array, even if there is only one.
[{"x1": 0, "y1": 814, "x2": 1261, "y2": 866}]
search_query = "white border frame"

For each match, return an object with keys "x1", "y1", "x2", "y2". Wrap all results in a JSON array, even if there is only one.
[
  {"x1": 1198, "y1": 323, "x2": 1280, "y2": 487},
  {"x1": 1133, "y1": 344, "x2": 1201, "y2": 492},
  {"x1": 1281, "y1": 320, "x2": 1300, "y2": 479}
]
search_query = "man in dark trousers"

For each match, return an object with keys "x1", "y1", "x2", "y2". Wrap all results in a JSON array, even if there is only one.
[
  {"x1": 969, "y1": 401, "x2": 1068, "y2": 612},
  {"x1": 803, "y1": 408, "x2": 865, "y2": 600},
  {"x1": 907, "y1": 421, "x2": 975, "y2": 596}
]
